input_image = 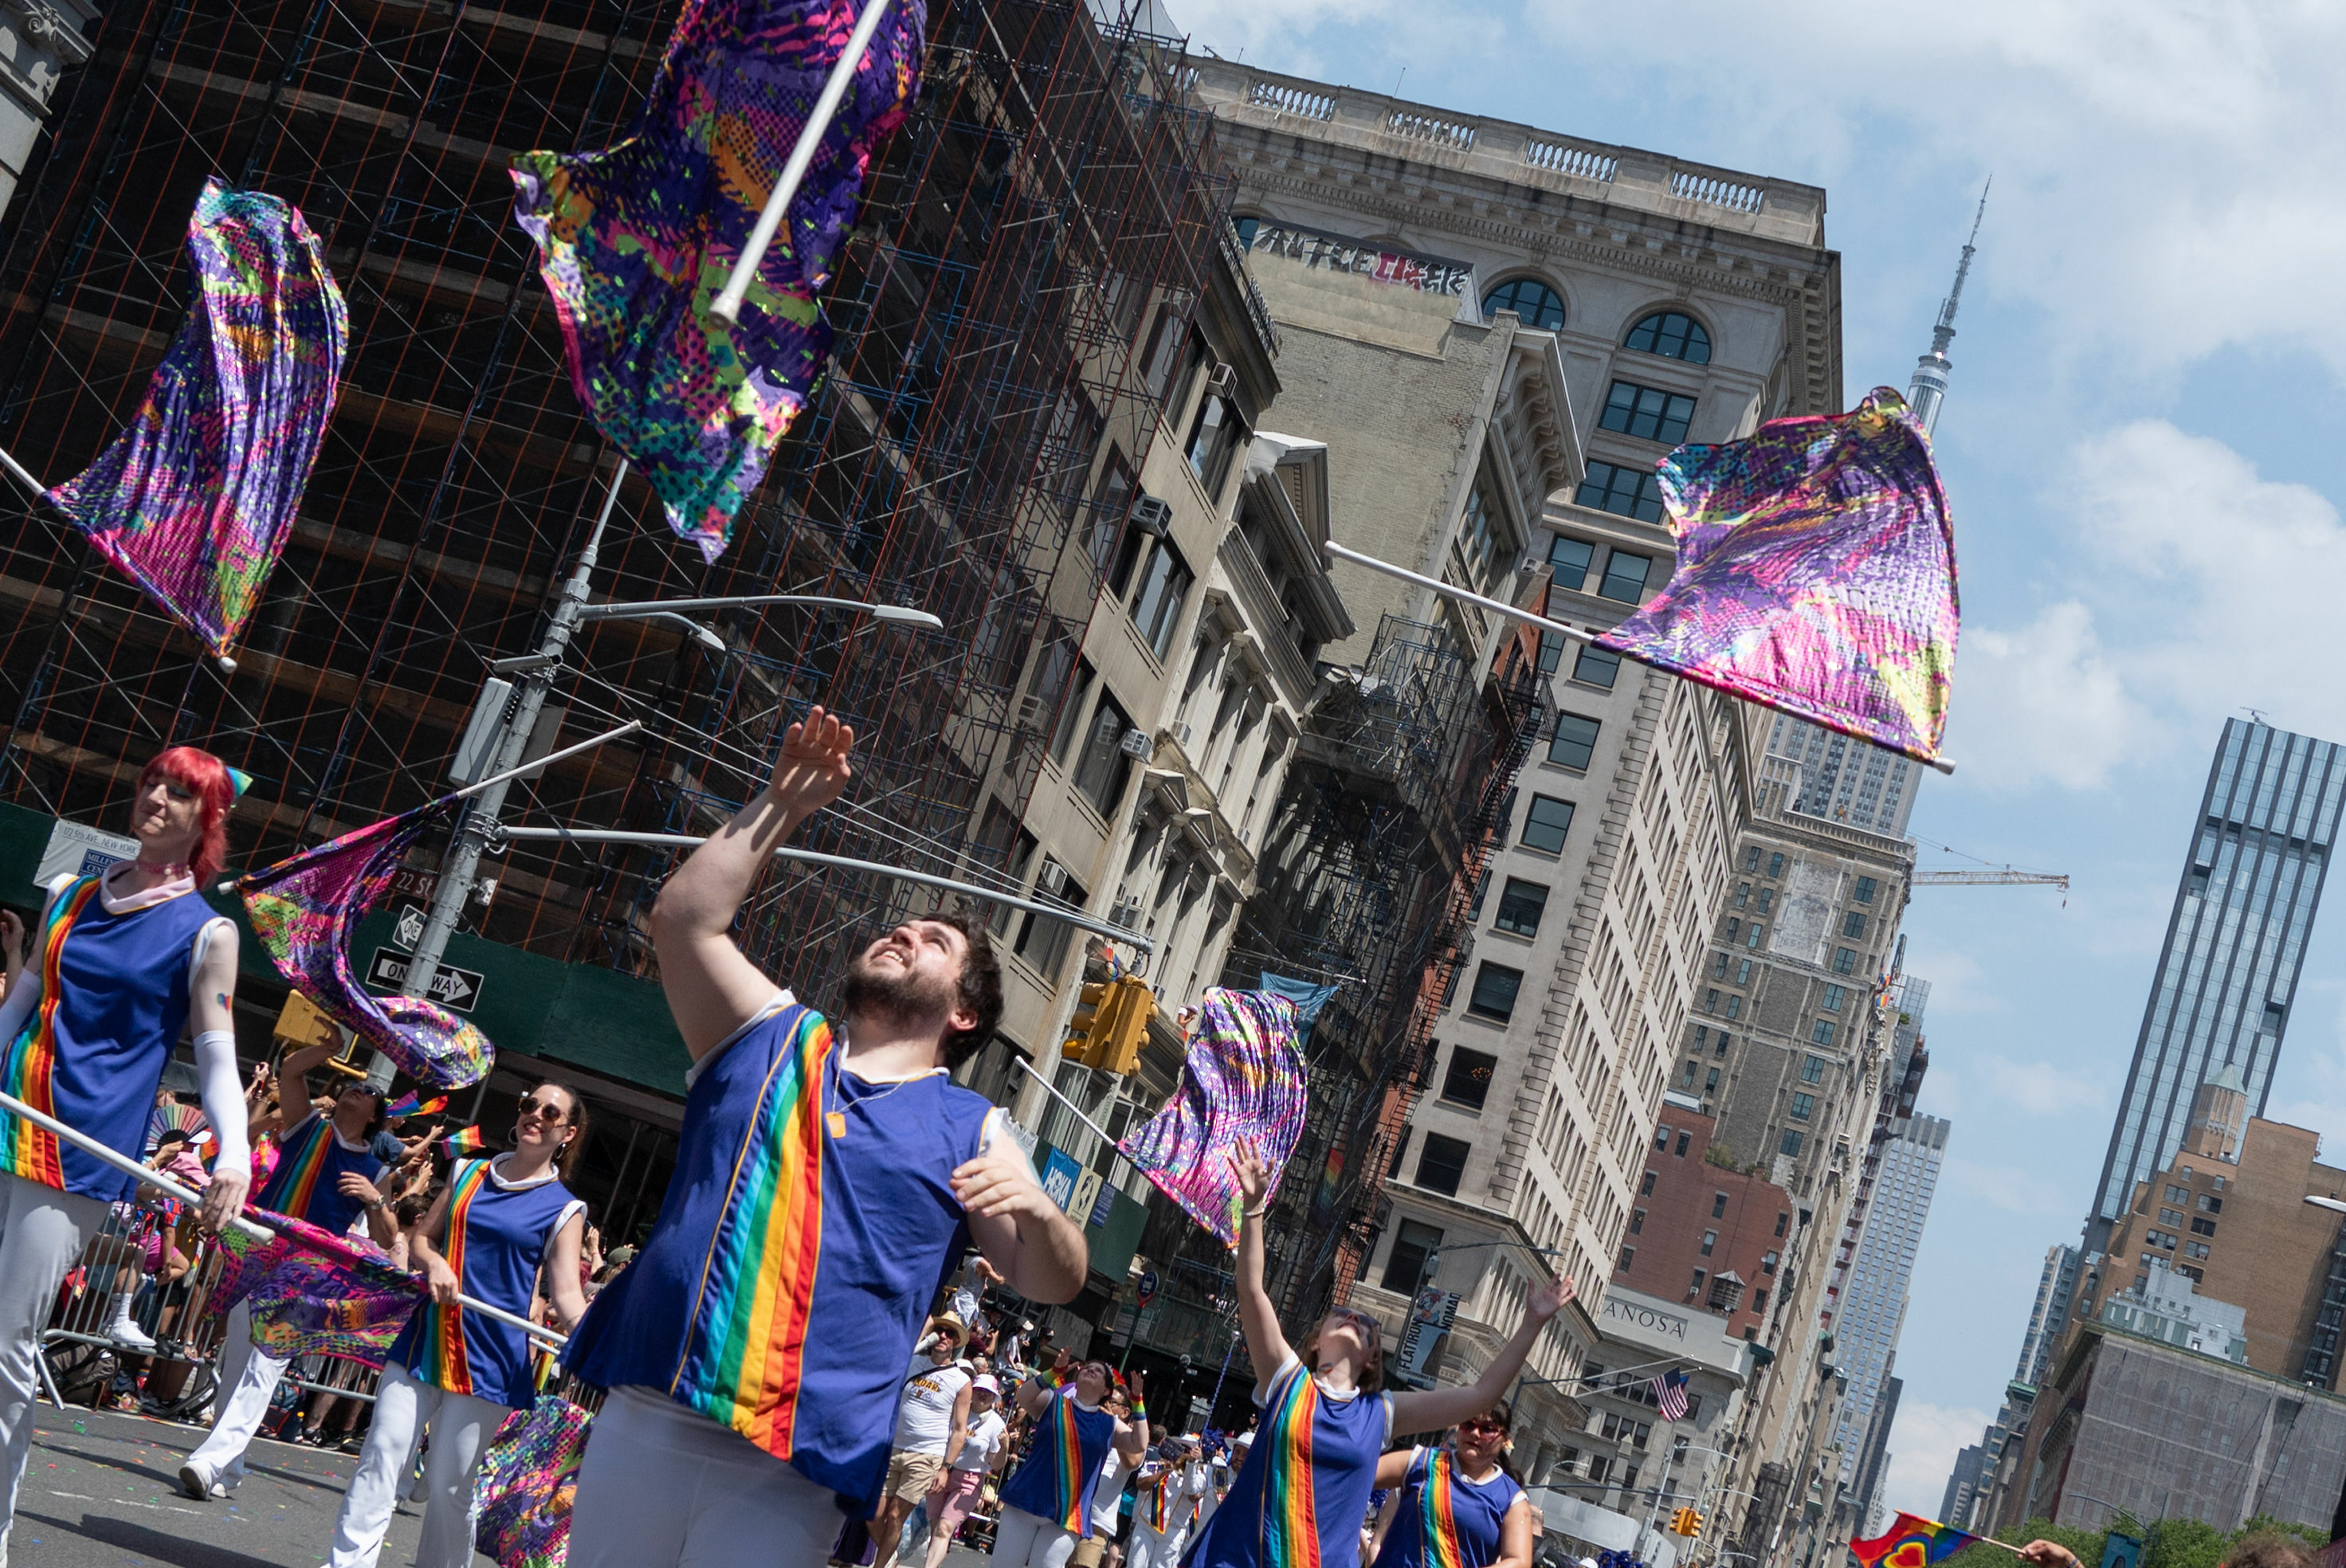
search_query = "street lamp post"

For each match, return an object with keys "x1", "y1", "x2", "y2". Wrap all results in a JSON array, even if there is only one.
[{"x1": 380, "y1": 458, "x2": 949, "y2": 1084}]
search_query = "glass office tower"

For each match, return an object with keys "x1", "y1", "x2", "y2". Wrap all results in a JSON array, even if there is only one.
[{"x1": 2085, "y1": 719, "x2": 2346, "y2": 1248}]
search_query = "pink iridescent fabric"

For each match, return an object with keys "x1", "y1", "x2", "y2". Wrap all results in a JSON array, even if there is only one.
[
  {"x1": 1118, "y1": 990, "x2": 1307, "y2": 1246},
  {"x1": 1595, "y1": 386, "x2": 1960, "y2": 765},
  {"x1": 45, "y1": 179, "x2": 347, "y2": 656},
  {"x1": 208, "y1": 1205, "x2": 421, "y2": 1365},
  {"x1": 474, "y1": 1396, "x2": 594, "y2": 1568},
  {"x1": 237, "y1": 798, "x2": 494, "y2": 1090},
  {"x1": 510, "y1": 0, "x2": 926, "y2": 560}
]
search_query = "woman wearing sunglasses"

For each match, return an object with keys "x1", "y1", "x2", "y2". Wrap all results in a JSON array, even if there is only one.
[
  {"x1": 1183, "y1": 1140, "x2": 1571, "y2": 1568},
  {"x1": 324, "y1": 1081, "x2": 594, "y2": 1567},
  {"x1": 993, "y1": 1353, "x2": 1150, "y2": 1566},
  {"x1": 1365, "y1": 1402, "x2": 1532, "y2": 1568}
]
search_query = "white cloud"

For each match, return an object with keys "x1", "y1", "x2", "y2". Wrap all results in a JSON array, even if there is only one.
[
  {"x1": 1951, "y1": 602, "x2": 2148, "y2": 791},
  {"x1": 1975, "y1": 1054, "x2": 2111, "y2": 1119},
  {"x1": 1882, "y1": 1399, "x2": 1992, "y2": 1521}
]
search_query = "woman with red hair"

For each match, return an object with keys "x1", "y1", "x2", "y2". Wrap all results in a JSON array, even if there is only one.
[{"x1": 0, "y1": 745, "x2": 252, "y2": 1554}]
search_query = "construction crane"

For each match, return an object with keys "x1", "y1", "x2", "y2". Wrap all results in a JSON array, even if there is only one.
[{"x1": 1912, "y1": 869, "x2": 2069, "y2": 892}]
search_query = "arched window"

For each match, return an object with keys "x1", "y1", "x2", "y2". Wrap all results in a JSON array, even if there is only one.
[
  {"x1": 1624, "y1": 310, "x2": 1712, "y2": 363},
  {"x1": 1482, "y1": 277, "x2": 1566, "y2": 331},
  {"x1": 1233, "y1": 215, "x2": 1262, "y2": 249}
]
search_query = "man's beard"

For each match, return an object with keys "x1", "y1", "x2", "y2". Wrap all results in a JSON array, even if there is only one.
[{"x1": 842, "y1": 951, "x2": 956, "y2": 1032}]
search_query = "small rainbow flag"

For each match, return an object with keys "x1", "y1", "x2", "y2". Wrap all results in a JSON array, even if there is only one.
[
  {"x1": 440, "y1": 1126, "x2": 489, "y2": 1159},
  {"x1": 1850, "y1": 1513, "x2": 1985, "y2": 1568},
  {"x1": 385, "y1": 1092, "x2": 449, "y2": 1119}
]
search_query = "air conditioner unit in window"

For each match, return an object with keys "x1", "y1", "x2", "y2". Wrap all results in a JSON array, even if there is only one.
[
  {"x1": 1119, "y1": 727, "x2": 1154, "y2": 759},
  {"x1": 1203, "y1": 363, "x2": 1238, "y2": 399},
  {"x1": 1036, "y1": 861, "x2": 1069, "y2": 896},
  {"x1": 1130, "y1": 494, "x2": 1172, "y2": 536}
]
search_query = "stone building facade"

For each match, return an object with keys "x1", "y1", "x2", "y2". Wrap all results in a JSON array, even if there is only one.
[{"x1": 1191, "y1": 56, "x2": 1843, "y2": 1488}]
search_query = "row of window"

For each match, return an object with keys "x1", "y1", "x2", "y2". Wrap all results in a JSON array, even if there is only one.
[{"x1": 1549, "y1": 532, "x2": 1653, "y2": 602}]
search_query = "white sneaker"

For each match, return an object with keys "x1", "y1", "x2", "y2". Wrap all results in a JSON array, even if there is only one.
[
  {"x1": 177, "y1": 1461, "x2": 225, "y2": 1501},
  {"x1": 108, "y1": 1315, "x2": 158, "y2": 1354}
]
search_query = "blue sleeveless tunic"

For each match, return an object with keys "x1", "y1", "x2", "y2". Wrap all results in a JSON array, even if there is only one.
[
  {"x1": 254, "y1": 1111, "x2": 383, "y2": 1236},
  {"x1": 564, "y1": 996, "x2": 994, "y2": 1511},
  {"x1": 1184, "y1": 1359, "x2": 1391, "y2": 1568},
  {"x1": 1371, "y1": 1447, "x2": 1524, "y2": 1568},
  {"x1": 1001, "y1": 1384, "x2": 1120, "y2": 1536},
  {"x1": 0, "y1": 875, "x2": 218, "y2": 1201},
  {"x1": 386, "y1": 1155, "x2": 579, "y2": 1409}
]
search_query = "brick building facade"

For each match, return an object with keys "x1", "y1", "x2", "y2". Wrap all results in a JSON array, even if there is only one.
[{"x1": 1614, "y1": 1093, "x2": 1795, "y2": 1341}]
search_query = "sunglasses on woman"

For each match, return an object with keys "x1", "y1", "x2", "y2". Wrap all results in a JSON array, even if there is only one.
[
  {"x1": 1458, "y1": 1417, "x2": 1507, "y2": 1437},
  {"x1": 516, "y1": 1096, "x2": 570, "y2": 1124},
  {"x1": 1328, "y1": 1307, "x2": 1381, "y2": 1340}
]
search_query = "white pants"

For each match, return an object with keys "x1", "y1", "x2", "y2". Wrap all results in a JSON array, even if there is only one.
[
  {"x1": 182, "y1": 1299, "x2": 288, "y2": 1488},
  {"x1": 1128, "y1": 1521, "x2": 1187, "y2": 1568},
  {"x1": 328, "y1": 1362, "x2": 508, "y2": 1568},
  {"x1": 0, "y1": 1172, "x2": 108, "y2": 1556},
  {"x1": 992, "y1": 1504, "x2": 1080, "y2": 1568},
  {"x1": 567, "y1": 1385, "x2": 857, "y2": 1566}
]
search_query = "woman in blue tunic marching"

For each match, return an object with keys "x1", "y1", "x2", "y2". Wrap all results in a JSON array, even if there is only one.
[
  {"x1": 993, "y1": 1354, "x2": 1150, "y2": 1566},
  {"x1": 0, "y1": 747, "x2": 253, "y2": 1563},
  {"x1": 1366, "y1": 1401, "x2": 1533, "y2": 1568},
  {"x1": 325, "y1": 1080, "x2": 592, "y2": 1568},
  {"x1": 1181, "y1": 1141, "x2": 1571, "y2": 1568}
]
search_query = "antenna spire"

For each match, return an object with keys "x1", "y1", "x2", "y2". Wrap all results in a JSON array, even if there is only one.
[{"x1": 1905, "y1": 178, "x2": 1987, "y2": 437}]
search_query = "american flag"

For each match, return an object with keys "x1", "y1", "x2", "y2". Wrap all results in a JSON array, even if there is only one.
[{"x1": 1650, "y1": 1369, "x2": 1690, "y2": 1421}]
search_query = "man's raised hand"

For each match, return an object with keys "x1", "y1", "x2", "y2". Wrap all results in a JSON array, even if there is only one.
[{"x1": 770, "y1": 705, "x2": 856, "y2": 821}]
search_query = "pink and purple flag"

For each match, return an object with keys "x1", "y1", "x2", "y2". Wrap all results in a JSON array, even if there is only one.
[
  {"x1": 207, "y1": 1205, "x2": 422, "y2": 1365},
  {"x1": 45, "y1": 178, "x2": 347, "y2": 657},
  {"x1": 1118, "y1": 989, "x2": 1308, "y2": 1247},
  {"x1": 473, "y1": 1396, "x2": 594, "y2": 1568},
  {"x1": 1594, "y1": 386, "x2": 1959, "y2": 766},
  {"x1": 1850, "y1": 1512, "x2": 1984, "y2": 1568},
  {"x1": 237, "y1": 798, "x2": 494, "y2": 1091},
  {"x1": 509, "y1": 0, "x2": 926, "y2": 561}
]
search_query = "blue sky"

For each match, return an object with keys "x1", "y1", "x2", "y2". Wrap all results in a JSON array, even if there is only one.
[{"x1": 1164, "y1": 0, "x2": 2346, "y2": 1519}]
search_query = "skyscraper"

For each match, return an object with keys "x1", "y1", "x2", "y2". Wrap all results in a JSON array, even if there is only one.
[
  {"x1": 2085, "y1": 719, "x2": 2346, "y2": 1249},
  {"x1": 1829, "y1": 1112, "x2": 1950, "y2": 1485}
]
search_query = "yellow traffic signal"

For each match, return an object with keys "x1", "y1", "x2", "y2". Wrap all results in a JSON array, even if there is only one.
[
  {"x1": 1063, "y1": 977, "x2": 1155, "y2": 1076},
  {"x1": 1669, "y1": 1507, "x2": 1704, "y2": 1538}
]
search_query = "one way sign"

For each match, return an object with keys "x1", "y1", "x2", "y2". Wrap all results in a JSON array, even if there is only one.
[{"x1": 367, "y1": 950, "x2": 484, "y2": 1014}]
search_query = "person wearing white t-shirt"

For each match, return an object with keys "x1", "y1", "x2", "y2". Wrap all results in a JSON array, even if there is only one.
[
  {"x1": 1076, "y1": 1389, "x2": 1135, "y2": 1568},
  {"x1": 876, "y1": 1317, "x2": 973, "y2": 1567},
  {"x1": 922, "y1": 1376, "x2": 1007, "y2": 1568}
]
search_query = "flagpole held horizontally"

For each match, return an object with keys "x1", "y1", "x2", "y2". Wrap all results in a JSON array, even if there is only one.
[
  {"x1": 708, "y1": 0, "x2": 896, "y2": 327},
  {"x1": 0, "y1": 1085, "x2": 566, "y2": 1350}
]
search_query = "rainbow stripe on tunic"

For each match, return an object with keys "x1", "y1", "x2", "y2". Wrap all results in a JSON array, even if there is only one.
[
  {"x1": 671, "y1": 1005, "x2": 833, "y2": 1457},
  {"x1": 1144, "y1": 1469, "x2": 1175, "y2": 1532},
  {"x1": 1418, "y1": 1451, "x2": 1466, "y2": 1568},
  {"x1": 1259, "y1": 1368, "x2": 1321, "y2": 1568},
  {"x1": 265, "y1": 1114, "x2": 336, "y2": 1220},
  {"x1": 0, "y1": 880, "x2": 101, "y2": 1188},
  {"x1": 416, "y1": 1157, "x2": 492, "y2": 1395},
  {"x1": 1043, "y1": 1391, "x2": 1087, "y2": 1531}
]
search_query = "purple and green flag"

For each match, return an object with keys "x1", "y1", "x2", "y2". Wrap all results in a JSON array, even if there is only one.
[
  {"x1": 474, "y1": 1396, "x2": 595, "y2": 1568},
  {"x1": 509, "y1": 0, "x2": 926, "y2": 561},
  {"x1": 237, "y1": 798, "x2": 494, "y2": 1091},
  {"x1": 45, "y1": 178, "x2": 347, "y2": 657},
  {"x1": 208, "y1": 1205, "x2": 422, "y2": 1365},
  {"x1": 1118, "y1": 989, "x2": 1308, "y2": 1247},
  {"x1": 1594, "y1": 386, "x2": 1959, "y2": 766}
]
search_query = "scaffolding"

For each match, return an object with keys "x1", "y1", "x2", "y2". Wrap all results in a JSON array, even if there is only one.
[
  {"x1": 0, "y1": 0, "x2": 1230, "y2": 995},
  {"x1": 1151, "y1": 613, "x2": 1545, "y2": 1330}
]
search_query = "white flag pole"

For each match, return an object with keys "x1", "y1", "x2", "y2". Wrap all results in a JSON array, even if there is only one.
[{"x1": 707, "y1": 0, "x2": 896, "y2": 327}]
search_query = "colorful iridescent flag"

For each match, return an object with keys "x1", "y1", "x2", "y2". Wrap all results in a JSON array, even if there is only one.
[
  {"x1": 208, "y1": 1205, "x2": 422, "y2": 1365},
  {"x1": 1594, "y1": 387, "x2": 1959, "y2": 766},
  {"x1": 1118, "y1": 989, "x2": 1308, "y2": 1247},
  {"x1": 1850, "y1": 1513, "x2": 1985, "y2": 1568},
  {"x1": 45, "y1": 179, "x2": 347, "y2": 657},
  {"x1": 474, "y1": 1396, "x2": 594, "y2": 1568},
  {"x1": 237, "y1": 798, "x2": 494, "y2": 1091},
  {"x1": 509, "y1": 0, "x2": 926, "y2": 561}
]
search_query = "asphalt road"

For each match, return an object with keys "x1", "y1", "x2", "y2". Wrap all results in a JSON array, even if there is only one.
[
  {"x1": 14, "y1": 1402, "x2": 1003, "y2": 1566},
  {"x1": 14, "y1": 1402, "x2": 440, "y2": 1566}
]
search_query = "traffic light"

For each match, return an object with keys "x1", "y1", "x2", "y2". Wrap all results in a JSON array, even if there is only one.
[
  {"x1": 1064, "y1": 977, "x2": 1155, "y2": 1075},
  {"x1": 1669, "y1": 1507, "x2": 1704, "y2": 1538}
]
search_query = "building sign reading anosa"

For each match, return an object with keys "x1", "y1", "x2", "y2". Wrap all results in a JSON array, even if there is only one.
[
  {"x1": 1242, "y1": 220, "x2": 1474, "y2": 297},
  {"x1": 1602, "y1": 1296, "x2": 1689, "y2": 1340}
]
